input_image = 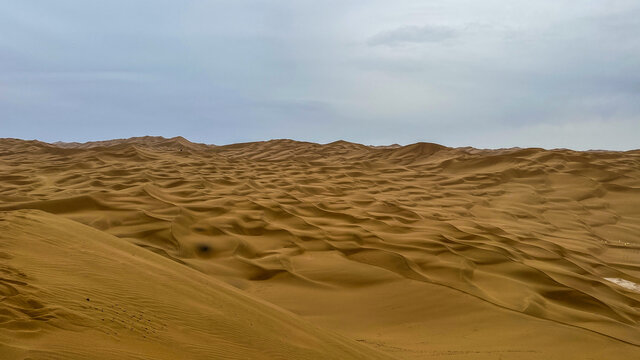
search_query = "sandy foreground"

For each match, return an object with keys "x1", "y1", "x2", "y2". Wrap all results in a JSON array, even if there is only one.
[{"x1": 0, "y1": 136, "x2": 638, "y2": 359}]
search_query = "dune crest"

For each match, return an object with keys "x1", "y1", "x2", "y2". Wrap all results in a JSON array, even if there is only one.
[{"x1": 1, "y1": 137, "x2": 639, "y2": 358}]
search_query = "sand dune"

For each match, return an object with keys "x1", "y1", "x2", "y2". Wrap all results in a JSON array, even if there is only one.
[
  {"x1": 1, "y1": 137, "x2": 639, "y2": 359},
  {"x1": 0, "y1": 210, "x2": 393, "y2": 359}
]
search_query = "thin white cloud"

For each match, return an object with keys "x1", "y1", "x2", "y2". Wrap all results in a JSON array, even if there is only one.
[{"x1": 368, "y1": 25, "x2": 458, "y2": 46}]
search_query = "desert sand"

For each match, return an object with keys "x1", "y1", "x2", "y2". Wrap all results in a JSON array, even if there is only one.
[{"x1": 0, "y1": 136, "x2": 638, "y2": 359}]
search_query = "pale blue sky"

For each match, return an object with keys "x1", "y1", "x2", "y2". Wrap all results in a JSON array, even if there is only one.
[{"x1": 2, "y1": 0, "x2": 639, "y2": 149}]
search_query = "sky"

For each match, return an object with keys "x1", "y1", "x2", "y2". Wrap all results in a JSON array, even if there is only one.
[{"x1": 1, "y1": 0, "x2": 639, "y2": 150}]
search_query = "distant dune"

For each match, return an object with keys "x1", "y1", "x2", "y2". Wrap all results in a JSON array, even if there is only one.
[{"x1": 0, "y1": 137, "x2": 639, "y2": 359}]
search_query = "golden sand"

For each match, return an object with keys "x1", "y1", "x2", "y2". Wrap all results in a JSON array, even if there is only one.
[{"x1": 1, "y1": 137, "x2": 638, "y2": 359}]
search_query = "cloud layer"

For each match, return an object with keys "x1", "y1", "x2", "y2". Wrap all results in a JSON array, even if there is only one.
[
  {"x1": 1, "y1": 0, "x2": 638, "y2": 150},
  {"x1": 368, "y1": 25, "x2": 458, "y2": 46}
]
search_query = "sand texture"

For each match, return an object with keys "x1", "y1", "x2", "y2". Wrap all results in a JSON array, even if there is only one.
[{"x1": 0, "y1": 136, "x2": 639, "y2": 359}]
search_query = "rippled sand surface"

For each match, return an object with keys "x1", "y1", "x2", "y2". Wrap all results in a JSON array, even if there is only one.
[{"x1": 1, "y1": 136, "x2": 639, "y2": 359}]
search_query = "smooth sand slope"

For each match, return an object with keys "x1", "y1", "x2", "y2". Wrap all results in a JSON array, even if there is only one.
[
  {"x1": 0, "y1": 136, "x2": 639, "y2": 359},
  {"x1": 0, "y1": 210, "x2": 393, "y2": 360}
]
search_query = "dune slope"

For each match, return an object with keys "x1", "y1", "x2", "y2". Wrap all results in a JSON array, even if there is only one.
[
  {"x1": 0, "y1": 210, "x2": 393, "y2": 360},
  {"x1": 0, "y1": 137, "x2": 639, "y2": 358}
]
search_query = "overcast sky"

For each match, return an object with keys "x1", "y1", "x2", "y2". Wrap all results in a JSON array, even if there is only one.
[{"x1": 2, "y1": 1, "x2": 639, "y2": 149}]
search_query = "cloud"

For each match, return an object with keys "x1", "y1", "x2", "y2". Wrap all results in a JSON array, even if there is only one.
[
  {"x1": 367, "y1": 25, "x2": 458, "y2": 46},
  {"x1": 0, "y1": 0, "x2": 639, "y2": 149}
]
